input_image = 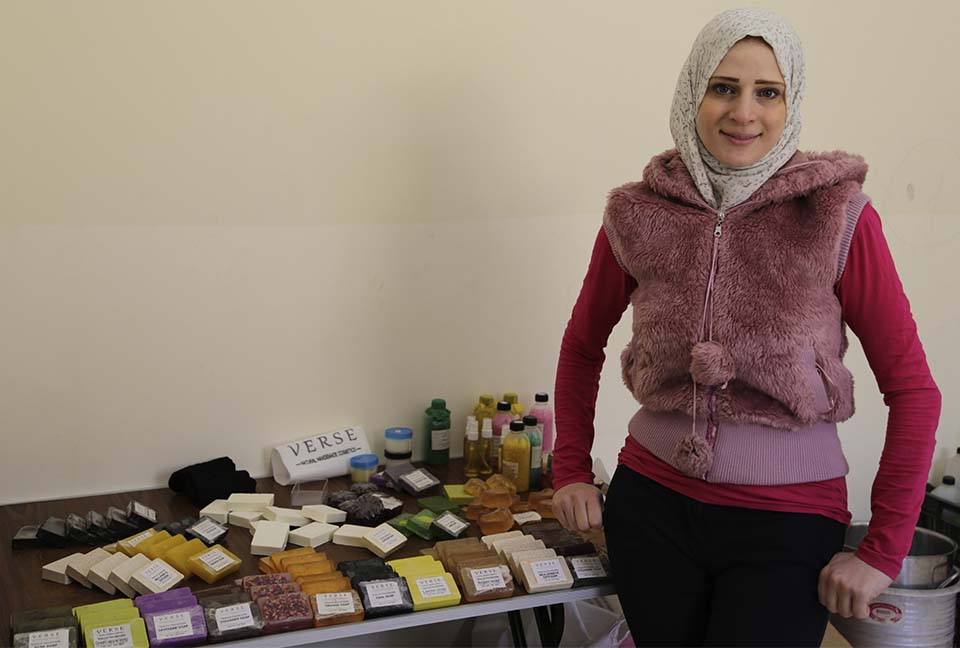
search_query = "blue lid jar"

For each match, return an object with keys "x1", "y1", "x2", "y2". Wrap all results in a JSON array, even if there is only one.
[
  {"x1": 384, "y1": 427, "x2": 413, "y2": 455},
  {"x1": 350, "y1": 454, "x2": 380, "y2": 470},
  {"x1": 385, "y1": 427, "x2": 413, "y2": 440}
]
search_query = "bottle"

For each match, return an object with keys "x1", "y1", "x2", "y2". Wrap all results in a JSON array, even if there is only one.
[
  {"x1": 523, "y1": 415, "x2": 542, "y2": 491},
  {"x1": 503, "y1": 392, "x2": 524, "y2": 418},
  {"x1": 529, "y1": 392, "x2": 555, "y2": 458},
  {"x1": 424, "y1": 398, "x2": 451, "y2": 465},
  {"x1": 479, "y1": 419, "x2": 495, "y2": 477},
  {"x1": 931, "y1": 475, "x2": 960, "y2": 507},
  {"x1": 491, "y1": 401, "x2": 514, "y2": 470},
  {"x1": 464, "y1": 416, "x2": 490, "y2": 479},
  {"x1": 473, "y1": 394, "x2": 497, "y2": 435},
  {"x1": 501, "y1": 420, "x2": 531, "y2": 493},
  {"x1": 946, "y1": 448, "x2": 960, "y2": 483}
]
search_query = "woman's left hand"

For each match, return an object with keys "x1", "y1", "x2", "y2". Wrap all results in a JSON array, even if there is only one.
[{"x1": 818, "y1": 552, "x2": 893, "y2": 619}]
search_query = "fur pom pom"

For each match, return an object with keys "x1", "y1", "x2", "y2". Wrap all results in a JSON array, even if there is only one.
[
  {"x1": 689, "y1": 341, "x2": 735, "y2": 387},
  {"x1": 671, "y1": 432, "x2": 714, "y2": 479}
]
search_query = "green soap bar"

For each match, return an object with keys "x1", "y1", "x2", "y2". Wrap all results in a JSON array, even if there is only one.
[
  {"x1": 77, "y1": 606, "x2": 140, "y2": 631},
  {"x1": 84, "y1": 617, "x2": 148, "y2": 648},
  {"x1": 407, "y1": 510, "x2": 438, "y2": 541},
  {"x1": 72, "y1": 599, "x2": 134, "y2": 621},
  {"x1": 431, "y1": 511, "x2": 470, "y2": 540},
  {"x1": 13, "y1": 616, "x2": 78, "y2": 635},
  {"x1": 417, "y1": 496, "x2": 461, "y2": 514},
  {"x1": 442, "y1": 485, "x2": 475, "y2": 505},
  {"x1": 387, "y1": 513, "x2": 415, "y2": 537}
]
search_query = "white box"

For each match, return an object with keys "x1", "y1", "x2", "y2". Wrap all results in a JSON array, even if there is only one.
[
  {"x1": 301, "y1": 504, "x2": 347, "y2": 524},
  {"x1": 289, "y1": 522, "x2": 338, "y2": 548},
  {"x1": 251, "y1": 521, "x2": 289, "y2": 556}
]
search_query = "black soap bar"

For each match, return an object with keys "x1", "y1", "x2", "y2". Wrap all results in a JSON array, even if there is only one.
[
  {"x1": 126, "y1": 500, "x2": 158, "y2": 529},
  {"x1": 327, "y1": 490, "x2": 358, "y2": 508},
  {"x1": 350, "y1": 482, "x2": 380, "y2": 495},
  {"x1": 65, "y1": 514, "x2": 98, "y2": 545},
  {"x1": 106, "y1": 506, "x2": 139, "y2": 537},
  {"x1": 37, "y1": 517, "x2": 68, "y2": 547},
  {"x1": 11, "y1": 607, "x2": 75, "y2": 634},
  {"x1": 186, "y1": 517, "x2": 229, "y2": 546},
  {"x1": 13, "y1": 626, "x2": 78, "y2": 648},
  {"x1": 163, "y1": 517, "x2": 198, "y2": 537},
  {"x1": 85, "y1": 511, "x2": 117, "y2": 541},
  {"x1": 345, "y1": 494, "x2": 388, "y2": 527},
  {"x1": 12, "y1": 525, "x2": 42, "y2": 550},
  {"x1": 357, "y1": 578, "x2": 414, "y2": 618}
]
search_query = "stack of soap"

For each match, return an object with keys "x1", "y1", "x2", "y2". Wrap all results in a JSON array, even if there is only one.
[
  {"x1": 64, "y1": 548, "x2": 113, "y2": 589},
  {"x1": 299, "y1": 574, "x2": 352, "y2": 596},
  {"x1": 41, "y1": 553, "x2": 85, "y2": 585},
  {"x1": 187, "y1": 545, "x2": 242, "y2": 584},
  {"x1": 480, "y1": 530, "x2": 524, "y2": 549},
  {"x1": 338, "y1": 558, "x2": 397, "y2": 589},
  {"x1": 88, "y1": 552, "x2": 131, "y2": 594},
  {"x1": 186, "y1": 518, "x2": 229, "y2": 546},
  {"x1": 457, "y1": 558, "x2": 515, "y2": 602},
  {"x1": 387, "y1": 555, "x2": 461, "y2": 612},
  {"x1": 493, "y1": 535, "x2": 543, "y2": 558},
  {"x1": 135, "y1": 589, "x2": 208, "y2": 647},
  {"x1": 507, "y1": 547, "x2": 558, "y2": 581},
  {"x1": 258, "y1": 547, "x2": 317, "y2": 573},
  {"x1": 73, "y1": 600, "x2": 148, "y2": 648},
  {"x1": 11, "y1": 607, "x2": 78, "y2": 648},
  {"x1": 117, "y1": 529, "x2": 160, "y2": 557},
  {"x1": 162, "y1": 538, "x2": 207, "y2": 576},
  {"x1": 250, "y1": 521, "x2": 290, "y2": 556},
  {"x1": 200, "y1": 592, "x2": 264, "y2": 643},
  {"x1": 387, "y1": 513, "x2": 415, "y2": 536},
  {"x1": 109, "y1": 553, "x2": 152, "y2": 597},
  {"x1": 362, "y1": 523, "x2": 408, "y2": 559},
  {"x1": 406, "y1": 509, "x2": 438, "y2": 540},
  {"x1": 146, "y1": 535, "x2": 187, "y2": 561},
  {"x1": 442, "y1": 484, "x2": 476, "y2": 505}
]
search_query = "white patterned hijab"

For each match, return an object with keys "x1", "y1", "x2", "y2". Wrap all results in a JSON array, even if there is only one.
[{"x1": 669, "y1": 7, "x2": 805, "y2": 211}]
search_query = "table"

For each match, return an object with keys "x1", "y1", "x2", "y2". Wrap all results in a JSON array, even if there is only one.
[{"x1": 1, "y1": 460, "x2": 616, "y2": 646}]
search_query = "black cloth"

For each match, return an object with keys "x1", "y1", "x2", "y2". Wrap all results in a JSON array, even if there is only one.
[
  {"x1": 603, "y1": 465, "x2": 846, "y2": 647},
  {"x1": 168, "y1": 456, "x2": 257, "y2": 508}
]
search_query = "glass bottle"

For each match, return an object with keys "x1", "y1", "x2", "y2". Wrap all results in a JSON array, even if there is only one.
[
  {"x1": 523, "y1": 415, "x2": 542, "y2": 491},
  {"x1": 479, "y1": 419, "x2": 495, "y2": 477},
  {"x1": 491, "y1": 401, "x2": 514, "y2": 470},
  {"x1": 502, "y1": 392, "x2": 524, "y2": 418},
  {"x1": 463, "y1": 416, "x2": 490, "y2": 479},
  {"x1": 501, "y1": 420, "x2": 531, "y2": 493},
  {"x1": 424, "y1": 398, "x2": 451, "y2": 465}
]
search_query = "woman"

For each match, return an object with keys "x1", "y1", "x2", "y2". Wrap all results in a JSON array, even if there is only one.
[{"x1": 551, "y1": 8, "x2": 941, "y2": 646}]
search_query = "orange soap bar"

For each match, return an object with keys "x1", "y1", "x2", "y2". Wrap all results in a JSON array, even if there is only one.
[
  {"x1": 485, "y1": 474, "x2": 517, "y2": 496},
  {"x1": 465, "y1": 501, "x2": 491, "y2": 521},
  {"x1": 259, "y1": 557, "x2": 275, "y2": 573},
  {"x1": 297, "y1": 572, "x2": 346, "y2": 587},
  {"x1": 478, "y1": 508, "x2": 515, "y2": 535},
  {"x1": 280, "y1": 554, "x2": 331, "y2": 572},
  {"x1": 480, "y1": 488, "x2": 513, "y2": 509},
  {"x1": 289, "y1": 562, "x2": 334, "y2": 581},
  {"x1": 301, "y1": 577, "x2": 352, "y2": 595},
  {"x1": 269, "y1": 547, "x2": 319, "y2": 572},
  {"x1": 463, "y1": 478, "x2": 488, "y2": 496},
  {"x1": 536, "y1": 499, "x2": 558, "y2": 519}
]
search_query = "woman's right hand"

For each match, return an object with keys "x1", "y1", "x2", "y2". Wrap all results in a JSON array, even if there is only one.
[{"x1": 553, "y1": 482, "x2": 604, "y2": 531}]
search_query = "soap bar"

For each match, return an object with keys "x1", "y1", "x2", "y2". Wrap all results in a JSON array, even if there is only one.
[
  {"x1": 478, "y1": 508, "x2": 515, "y2": 535},
  {"x1": 106, "y1": 506, "x2": 140, "y2": 538},
  {"x1": 399, "y1": 468, "x2": 441, "y2": 495},
  {"x1": 258, "y1": 557, "x2": 274, "y2": 573},
  {"x1": 162, "y1": 538, "x2": 207, "y2": 576},
  {"x1": 480, "y1": 530, "x2": 523, "y2": 548},
  {"x1": 407, "y1": 509, "x2": 438, "y2": 540},
  {"x1": 279, "y1": 553, "x2": 331, "y2": 572},
  {"x1": 443, "y1": 484, "x2": 476, "y2": 505},
  {"x1": 85, "y1": 511, "x2": 116, "y2": 542},
  {"x1": 202, "y1": 598, "x2": 264, "y2": 643},
  {"x1": 42, "y1": 553, "x2": 84, "y2": 585},
  {"x1": 356, "y1": 578, "x2": 414, "y2": 618},
  {"x1": 566, "y1": 554, "x2": 611, "y2": 586},
  {"x1": 132, "y1": 530, "x2": 172, "y2": 557},
  {"x1": 65, "y1": 514, "x2": 99, "y2": 545},
  {"x1": 146, "y1": 535, "x2": 186, "y2": 561},
  {"x1": 12, "y1": 525, "x2": 43, "y2": 549},
  {"x1": 267, "y1": 547, "x2": 318, "y2": 572},
  {"x1": 263, "y1": 506, "x2": 311, "y2": 527},
  {"x1": 199, "y1": 500, "x2": 230, "y2": 524},
  {"x1": 387, "y1": 513, "x2": 414, "y2": 536},
  {"x1": 406, "y1": 573, "x2": 461, "y2": 611},
  {"x1": 289, "y1": 562, "x2": 336, "y2": 582},
  {"x1": 226, "y1": 493, "x2": 274, "y2": 512},
  {"x1": 65, "y1": 548, "x2": 112, "y2": 588},
  {"x1": 297, "y1": 571, "x2": 346, "y2": 588},
  {"x1": 301, "y1": 577, "x2": 352, "y2": 595},
  {"x1": 310, "y1": 590, "x2": 365, "y2": 627},
  {"x1": 240, "y1": 572, "x2": 293, "y2": 592},
  {"x1": 143, "y1": 605, "x2": 207, "y2": 647},
  {"x1": 12, "y1": 627, "x2": 77, "y2": 648},
  {"x1": 512, "y1": 511, "x2": 542, "y2": 526},
  {"x1": 73, "y1": 598, "x2": 134, "y2": 621},
  {"x1": 251, "y1": 521, "x2": 290, "y2": 556},
  {"x1": 134, "y1": 588, "x2": 197, "y2": 613},
  {"x1": 88, "y1": 552, "x2": 131, "y2": 594},
  {"x1": 494, "y1": 535, "x2": 541, "y2": 557},
  {"x1": 37, "y1": 517, "x2": 69, "y2": 547},
  {"x1": 432, "y1": 511, "x2": 470, "y2": 539},
  {"x1": 508, "y1": 548, "x2": 558, "y2": 580},
  {"x1": 519, "y1": 557, "x2": 574, "y2": 593},
  {"x1": 289, "y1": 522, "x2": 337, "y2": 548},
  {"x1": 118, "y1": 529, "x2": 159, "y2": 557},
  {"x1": 301, "y1": 504, "x2": 347, "y2": 524},
  {"x1": 187, "y1": 545, "x2": 243, "y2": 584},
  {"x1": 417, "y1": 496, "x2": 461, "y2": 514},
  {"x1": 126, "y1": 500, "x2": 158, "y2": 529},
  {"x1": 159, "y1": 518, "x2": 197, "y2": 537},
  {"x1": 362, "y1": 523, "x2": 408, "y2": 559},
  {"x1": 259, "y1": 592, "x2": 314, "y2": 634},
  {"x1": 227, "y1": 510, "x2": 263, "y2": 529},
  {"x1": 83, "y1": 618, "x2": 149, "y2": 648},
  {"x1": 186, "y1": 518, "x2": 229, "y2": 546},
  {"x1": 459, "y1": 561, "x2": 515, "y2": 602},
  {"x1": 130, "y1": 558, "x2": 185, "y2": 595},
  {"x1": 332, "y1": 524, "x2": 373, "y2": 547},
  {"x1": 249, "y1": 582, "x2": 301, "y2": 603},
  {"x1": 434, "y1": 537, "x2": 481, "y2": 564},
  {"x1": 108, "y1": 553, "x2": 151, "y2": 597},
  {"x1": 386, "y1": 555, "x2": 443, "y2": 576},
  {"x1": 11, "y1": 608, "x2": 75, "y2": 633}
]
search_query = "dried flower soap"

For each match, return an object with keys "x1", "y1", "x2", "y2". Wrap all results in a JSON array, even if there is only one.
[{"x1": 258, "y1": 592, "x2": 313, "y2": 634}]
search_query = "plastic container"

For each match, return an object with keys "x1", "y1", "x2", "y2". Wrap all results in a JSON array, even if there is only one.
[
  {"x1": 479, "y1": 419, "x2": 495, "y2": 477},
  {"x1": 350, "y1": 454, "x2": 380, "y2": 483},
  {"x1": 384, "y1": 450, "x2": 413, "y2": 467},
  {"x1": 424, "y1": 398, "x2": 451, "y2": 465},
  {"x1": 463, "y1": 416, "x2": 490, "y2": 479},
  {"x1": 472, "y1": 395, "x2": 497, "y2": 437},
  {"x1": 529, "y1": 392, "x2": 555, "y2": 456},
  {"x1": 384, "y1": 427, "x2": 413, "y2": 455},
  {"x1": 524, "y1": 415, "x2": 543, "y2": 491},
  {"x1": 501, "y1": 421, "x2": 531, "y2": 493},
  {"x1": 490, "y1": 401, "x2": 514, "y2": 470}
]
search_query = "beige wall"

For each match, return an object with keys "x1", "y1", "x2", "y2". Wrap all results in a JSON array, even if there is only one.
[{"x1": 1, "y1": 1, "x2": 957, "y2": 513}]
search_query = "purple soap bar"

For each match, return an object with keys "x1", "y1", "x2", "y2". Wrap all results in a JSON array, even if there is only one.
[
  {"x1": 143, "y1": 605, "x2": 207, "y2": 647},
  {"x1": 136, "y1": 593, "x2": 199, "y2": 615},
  {"x1": 135, "y1": 587, "x2": 196, "y2": 611}
]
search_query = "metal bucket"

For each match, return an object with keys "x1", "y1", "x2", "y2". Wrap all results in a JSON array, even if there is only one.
[
  {"x1": 845, "y1": 523, "x2": 956, "y2": 589},
  {"x1": 830, "y1": 569, "x2": 960, "y2": 648}
]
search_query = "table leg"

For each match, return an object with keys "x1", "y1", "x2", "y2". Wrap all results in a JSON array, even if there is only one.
[
  {"x1": 507, "y1": 609, "x2": 528, "y2": 648},
  {"x1": 532, "y1": 603, "x2": 566, "y2": 647}
]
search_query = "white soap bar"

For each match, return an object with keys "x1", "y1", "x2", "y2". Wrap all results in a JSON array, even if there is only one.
[
  {"x1": 508, "y1": 547, "x2": 557, "y2": 573},
  {"x1": 495, "y1": 536, "x2": 542, "y2": 557},
  {"x1": 88, "y1": 552, "x2": 130, "y2": 595},
  {"x1": 200, "y1": 499, "x2": 230, "y2": 524},
  {"x1": 301, "y1": 504, "x2": 347, "y2": 524},
  {"x1": 332, "y1": 524, "x2": 373, "y2": 547},
  {"x1": 41, "y1": 553, "x2": 84, "y2": 585},
  {"x1": 103, "y1": 543, "x2": 119, "y2": 554},
  {"x1": 519, "y1": 557, "x2": 574, "y2": 593},
  {"x1": 226, "y1": 493, "x2": 275, "y2": 512},
  {"x1": 65, "y1": 548, "x2": 112, "y2": 588},
  {"x1": 130, "y1": 558, "x2": 185, "y2": 595},
  {"x1": 250, "y1": 521, "x2": 289, "y2": 556},
  {"x1": 289, "y1": 522, "x2": 338, "y2": 548},
  {"x1": 361, "y1": 523, "x2": 408, "y2": 559},
  {"x1": 228, "y1": 510, "x2": 263, "y2": 529},
  {"x1": 109, "y1": 553, "x2": 151, "y2": 598},
  {"x1": 480, "y1": 530, "x2": 524, "y2": 548},
  {"x1": 263, "y1": 506, "x2": 310, "y2": 527},
  {"x1": 512, "y1": 511, "x2": 542, "y2": 526}
]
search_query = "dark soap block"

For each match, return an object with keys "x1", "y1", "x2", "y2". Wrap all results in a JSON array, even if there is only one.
[
  {"x1": 37, "y1": 517, "x2": 68, "y2": 547},
  {"x1": 12, "y1": 525, "x2": 43, "y2": 550}
]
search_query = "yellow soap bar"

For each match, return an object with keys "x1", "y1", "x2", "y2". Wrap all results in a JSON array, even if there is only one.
[
  {"x1": 289, "y1": 561, "x2": 334, "y2": 581},
  {"x1": 269, "y1": 546, "x2": 319, "y2": 571},
  {"x1": 279, "y1": 554, "x2": 330, "y2": 573},
  {"x1": 77, "y1": 606, "x2": 141, "y2": 631},
  {"x1": 73, "y1": 598, "x2": 134, "y2": 621},
  {"x1": 117, "y1": 529, "x2": 159, "y2": 557},
  {"x1": 406, "y1": 572, "x2": 462, "y2": 611},
  {"x1": 162, "y1": 538, "x2": 206, "y2": 576},
  {"x1": 186, "y1": 545, "x2": 243, "y2": 584},
  {"x1": 131, "y1": 530, "x2": 171, "y2": 557},
  {"x1": 84, "y1": 617, "x2": 149, "y2": 648},
  {"x1": 145, "y1": 534, "x2": 186, "y2": 560},
  {"x1": 297, "y1": 572, "x2": 346, "y2": 587},
  {"x1": 387, "y1": 555, "x2": 444, "y2": 576}
]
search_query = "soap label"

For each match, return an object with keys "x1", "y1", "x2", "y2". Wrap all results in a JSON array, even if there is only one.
[
  {"x1": 403, "y1": 469, "x2": 436, "y2": 491},
  {"x1": 315, "y1": 592, "x2": 356, "y2": 615},
  {"x1": 27, "y1": 629, "x2": 70, "y2": 648},
  {"x1": 126, "y1": 531, "x2": 154, "y2": 547},
  {"x1": 214, "y1": 603, "x2": 255, "y2": 631},
  {"x1": 470, "y1": 567, "x2": 506, "y2": 592},
  {"x1": 365, "y1": 581, "x2": 403, "y2": 608},
  {"x1": 139, "y1": 561, "x2": 178, "y2": 588},
  {"x1": 190, "y1": 519, "x2": 224, "y2": 543},
  {"x1": 431, "y1": 428, "x2": 450, "y2": 451},
  {"x1": 132, "y1": 502, "x2": 157, "y2": 523},
  {"x1": 501, "y1": 461, "x2": 519, "y2": 481},
  {"x1": 531, "y1": 559, "x2": 564, "y2": 585},
  {"x1": 198, "y1": 548, "x2": 234, "y2": 572},
  {"x1": 90, "y1": 624, "x2": 134, "y2": 648},
  {"x1": 570, "y1": 556, "x2": 607, "y2": 579},
  {"x1": 370, "y1": 527, "x2": 403, "y2": 548},
  {"x1": 153, "y1": 611, "x2": 193, "y2": 641},
  {"x1": 377, "y1": 496, "x2": 403, "y2": 510},
  {"x1": 512, "y1": 511, "x2": 542, "y2": 525},
  {"x1": 415, "y1": 576, "x2": 451, "y2": 599},
  {"x1": 531, "y1": 450, "x2": 542, "y2": 470},
  {"x1": 435, "y1": 513, "x2": 468, "y2": 536}
]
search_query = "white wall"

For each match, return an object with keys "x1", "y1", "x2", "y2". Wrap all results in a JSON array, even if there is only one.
[{"x1": 1, "y1": 1, "x2": 957, "y2": 513}]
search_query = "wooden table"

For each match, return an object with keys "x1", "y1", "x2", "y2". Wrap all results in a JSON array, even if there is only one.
[{"x1": 1, "y1": 461, "x2": 613, "y2": 646}]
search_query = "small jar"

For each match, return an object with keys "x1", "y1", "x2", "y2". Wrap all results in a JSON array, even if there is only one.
[
  {"x1": 350, "y1": 454, "x2": 380, "y2": 483},
  {"x1": 384, "y1": 427, "x2": 413, "y2": 455},
  {"x1": 384, "y1": 450, "x2": 413, "y2": 467}
]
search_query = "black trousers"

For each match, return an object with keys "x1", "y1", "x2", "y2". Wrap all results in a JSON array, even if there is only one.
[{"x1": 603, "y1": 465, "x2": 846, "y2": 647}]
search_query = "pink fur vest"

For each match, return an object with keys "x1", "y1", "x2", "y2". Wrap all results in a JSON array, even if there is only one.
[{"x1": 604, "y1": 149, "x2": 868, "y2": 480}]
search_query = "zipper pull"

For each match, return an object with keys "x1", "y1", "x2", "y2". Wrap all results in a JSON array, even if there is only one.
[{"x1": 714, "y1": 210, "x2": 726, "y2": 238}]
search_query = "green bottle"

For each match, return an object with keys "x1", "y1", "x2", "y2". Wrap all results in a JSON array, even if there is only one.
[{"x1": 424, "y1": 398, "x2": 451, "y2": 465}]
